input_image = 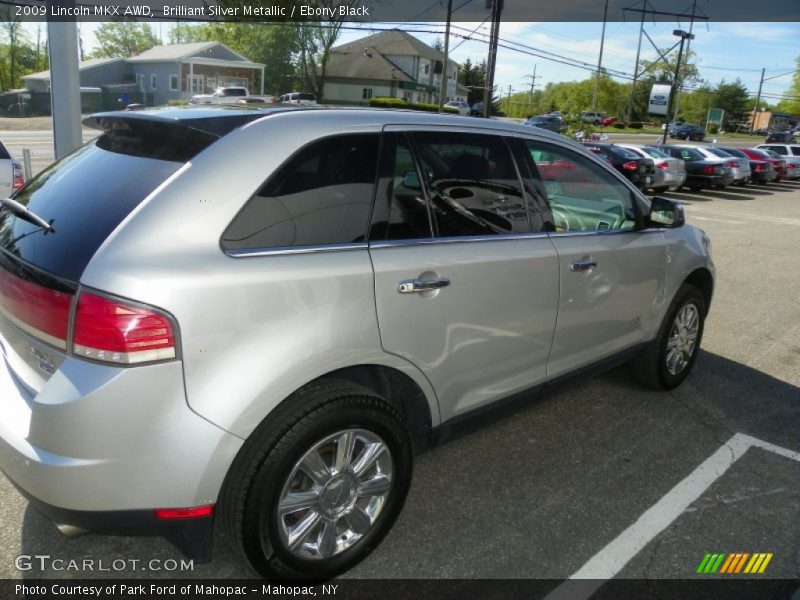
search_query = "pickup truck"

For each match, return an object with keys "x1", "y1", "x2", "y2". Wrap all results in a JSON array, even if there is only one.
[
  {"x1": 189, "y1": 87, "x2": 274, "y2": 105},
  {"x1": 0, "y1": 141, "x2": 24, "y2": 198}
]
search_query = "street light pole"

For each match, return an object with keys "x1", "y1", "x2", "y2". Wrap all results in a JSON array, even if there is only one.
[{"x1": 661, "y1": 30, "x2": 694, "y2": 146}]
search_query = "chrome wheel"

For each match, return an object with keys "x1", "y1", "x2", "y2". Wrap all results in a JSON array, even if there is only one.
[
  {"x1": 276, "y1": 429, "x2": 393, "y2": 560},
  {"x1": 665, "y1": 302, "x2": 699, "y2": 376}
]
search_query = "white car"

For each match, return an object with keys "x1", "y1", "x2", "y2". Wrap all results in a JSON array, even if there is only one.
[
  {"x1": 277, "y1": 92, "x2": 318, "y2": 105},
  {"x1": 444, "y1": 100, "x2": 470, "y2": 115},
  {"x1": 0, "y1": 141, "x2": 24, "y2": 197}
]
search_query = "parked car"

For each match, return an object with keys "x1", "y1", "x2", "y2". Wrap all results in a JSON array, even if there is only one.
[
  {"x1": 617, "y1": 144, "x2": 686, "y2": 193},
  {"x1": 0, "y1": 107, "x2": 714, "y2": 579},
  {"x1": 582, "y1": 142, "x2": 655, "y2": 190},
  {"x1": 0, "y1": 140, "x2": 25, "y2": 197},
  {"x1": 756, "y1": 143, "x2": 800, "y2": 158},
  {"x1": 601, "y1": 116, "x2": 618, "y2": 127},
  {"x1": 764, "y1": 131, "x2": 796, "y2": 144},
  {"x1": 277, "y1": 92, "x2": 317, "y2": 105},
  {"x1": 689, "y1": 145, "x2": 751, "y2": 186},
  {"x1": 760, "y1": 148, "x2": 800, "y2": 180},
  {"x1": 444, "y1": 100, "x2": 470, "y2": 115},
  {"x1": 525, "y1": 115, "x2": 568, "y2": 134},
  {"x1": 654, "y1": 145, "x2": 733, "y2": 191},
  {"x1": 670, "y1": 123, "x2": 706, "y2": 141},
  {"x1": 189, "y1": 87, "x2": 272, "y2": 106},
  {"x1": 714, "y1": 146, "x2": 775, "y2": 185},
  {"x1": 738, "y1": 147, "x2": 787, "y2": 182},
  {"x1": 580, "y1": 111, "x2": 605, "y2": 125}
]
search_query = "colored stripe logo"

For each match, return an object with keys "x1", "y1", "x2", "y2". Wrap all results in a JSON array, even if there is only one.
[{"x1": 696, "y1": 552, "x2": 773, "y2": 574}]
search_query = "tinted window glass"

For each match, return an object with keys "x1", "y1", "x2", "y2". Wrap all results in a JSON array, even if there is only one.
[
  {"x1": 641, "y1": 147, "x2": 668, "y2": 159},
  {"x1": 604, "y1": 145, "x2": 640, "y2": 160},
  {"x1": 525, "y1": 140, "x2": 637, "y2": 233},
  {"x1": 676, "y1": 148, "x2": 703, "y2": 161},
  {"x1": 411, "y1": 132, "x2": 529, "y2": 236},
  {"x1": 508, "y1": 137, "x2": 555, "y2": 232},
  {"x1": 706, "y1": 147, "x2": 732, "y2": 158},
  {"x1": 790, "y1": 146, "x2": 800, "y2": 156},
  {"x1": 0, "y1": 121, "x2": 216, "y2": 282},
  {"x1": 369, "y1": 133, "x2": 433, "y2": 241},
  {"x1": 222, "y1": 134, "x2": 379, "y2": 250},
  {"x1": 0, "y1": 142, "x2": 10, "y2": 160},
  {"x1": 720, "y1": 148, "x2": 747, "y2": 159}
]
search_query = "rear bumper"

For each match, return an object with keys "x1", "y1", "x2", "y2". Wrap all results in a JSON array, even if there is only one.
[
  {"x1": 0, "y1": 325, "x2": 243, "y2": 554},
  {"x1": 6, "y1": 476, "x2": 214, "y2": 560}
]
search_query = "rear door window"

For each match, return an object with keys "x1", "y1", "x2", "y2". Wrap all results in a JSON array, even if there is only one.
[
  {"x1": 0, "y1": 119, "x2": 217, "y2": 282},
  {"x1": 410, "y1": 131, "x2": 530, "y2": 236},
  {"x1": 791, "y1": 146, "x2": 800, "y2": 156},
  {"x1": 222, "y1": 134, "x2": 379, "y2": 251}
]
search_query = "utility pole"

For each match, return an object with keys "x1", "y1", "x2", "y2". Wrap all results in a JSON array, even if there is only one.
[
  {"x1": 591, "y1": 0, "x2": 610, "y2": 111},
  {"x1": 626, "y1": 1, "x2": 647, "y2": 125},
  {"x1": 482, "y1": 0, "x2": 503, "y2": 119},
  {"x1": 671, "y1": 0, "x2": 697, "y2": 126},
  {"x1": 47, "y1": 0, "x2": 82, "y2": 160},
  {"x1": 506, "y1": 84, "x2": 512, "y2": 113},
  {"x1": 750, "y1": 68, "x2": 766, "y2": 133},
  {"x1": 525, "y1": 65, "x2": 540, "y2": 102},
  {"x1": 661, "y1": 30, "x2": 694, "y2": 145},
  {"x1": 437, "y1": 0, "x2": 454, "y2": 113}
]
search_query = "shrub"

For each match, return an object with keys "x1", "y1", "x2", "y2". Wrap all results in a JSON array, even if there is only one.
[
  {"x1": 167, "y1": 99, "x2": 189, "y2": 106},
  {"x1": 612, "y1": 121, "x2": 626, "y2": 129},
  {"x1": 627, "y1": 121, "x2": 644, "y2": 129},
  {"x1": 707, "y1": 123, "x2": 719, "y2": 134}
]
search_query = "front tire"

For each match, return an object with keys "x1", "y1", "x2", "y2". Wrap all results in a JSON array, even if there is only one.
[
  {"x1": 222, "y1": 380, "x2": 413, "y2": 579},
  {"x1": 629, "y1": 284, "x2": 706, "y2": 390}
]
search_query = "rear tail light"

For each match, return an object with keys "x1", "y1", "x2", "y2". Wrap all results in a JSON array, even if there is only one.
[
  {"x1": 754, "y1": 164, "x2": 766, "y2": 172},
  {"x1": 0, "y1": 267, "x2": 71, "y2": 349},
  {"x1": 73, "y1": 292, "x2": 176, "y2": 364},
  {"x1": 702, "y1": 165, "x2": 715, "y2": 175},
  {"x1": 727, "y1": 160, "x2": 737, "y2": 168},
  {"x1": 622, "y1": 161, "x2": 638, "y2": 171},
  {"x1": 12, "y1": 161, "x2": 25, "y2": 190},
  {"x1": 657, "y1": 162, "x2": 669, "y2": 170},
  {"x1": 787, "y1": 163, "x2": 794, "y2": 170}
]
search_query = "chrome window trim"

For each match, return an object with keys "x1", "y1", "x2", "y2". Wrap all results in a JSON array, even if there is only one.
[
  {"x1": 370, "y1": 232, "x2": 550, "y2": 249},
  {"x1": 548, "y1": 228, "x2": 663, "y2": 238},
  {"x1": 225, "y1": 243, "x2": 368, "y2": 258}
]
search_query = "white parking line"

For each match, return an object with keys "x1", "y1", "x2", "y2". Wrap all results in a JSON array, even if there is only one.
[
  {"x1": 688, "y1": 215, "x2": 745, "y2": 224},
  {"x1": 546, "y1": 433, "x2": 800, "y2": 600}
]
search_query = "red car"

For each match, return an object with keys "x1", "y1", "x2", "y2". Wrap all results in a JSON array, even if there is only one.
[
  {"x1": 739, "y1": 148, "x2": 786, "y2": 181},
  {"x1": 601, "y1": 116, "x2": 618, "y2": 127}
]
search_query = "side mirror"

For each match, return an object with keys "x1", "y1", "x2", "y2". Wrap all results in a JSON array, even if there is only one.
[
  {"x1": 649, "y1": 196, "x2": 685, "y2": 228},
  {"x1": 402, "y1": 170, "x2": 421, "y2": 190}
]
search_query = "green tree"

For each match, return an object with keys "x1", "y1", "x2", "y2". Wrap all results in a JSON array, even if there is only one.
[
  {"x1": 457, "y1": 57, "x2": 487, "y2": 106},
  {"x1": 93, "y1": 22, "x2": 159, "y2": 58},
  {"x1": 0, "y1": 19, "x2": 40, "y2": 90},
  {"x1": 168, "y1": 23, "x2": 211, "y2": 45},
  {"x1": 713, "y1": 78, "x2": 750, "y2": 130},
  {"x1": 776, "y1": 55, "x2": 800, "y2": 114}
]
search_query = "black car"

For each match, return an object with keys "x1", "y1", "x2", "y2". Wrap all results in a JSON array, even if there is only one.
[
  {"x1": 671, "y1": 124, "x2": 706, "y2": 141},
  {"x1": 583, "y1": 143, "x2": 655, "y2": 189},
  {"x1": 715, "y1": 146, "x2": 775, "y2": 185},
  {"x1": 765, "y1": 131, "x2": 797, "y2": 144},
  {"x1": 652, "y1": 145, "x2": 733, "y2": 191},
  {"x1": 525, "y1": 115, "x2": 568, "y2": 134}
]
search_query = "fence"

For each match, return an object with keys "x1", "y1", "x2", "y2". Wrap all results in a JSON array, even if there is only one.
[{"x1": 0, "y1": 90, "x2": 155, "y2": 117}]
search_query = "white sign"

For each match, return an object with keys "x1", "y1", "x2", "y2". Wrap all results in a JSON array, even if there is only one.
[{"x1": 648, "y1": 84, "x2": 671, "y2": 116}]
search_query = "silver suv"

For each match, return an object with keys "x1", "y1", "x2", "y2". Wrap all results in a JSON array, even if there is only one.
[{"x1": 0, "y1": 107, "x2": 714, "y2": 578}]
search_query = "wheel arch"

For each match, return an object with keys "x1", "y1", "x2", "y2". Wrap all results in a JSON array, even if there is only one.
[{"x1": 683, "y1": 267, "x2": 713, "y2": 316}]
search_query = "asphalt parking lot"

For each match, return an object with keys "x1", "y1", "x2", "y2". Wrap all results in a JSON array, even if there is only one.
[{"x1": 0, "y1": 143, "x2": 798, "y2": 584}]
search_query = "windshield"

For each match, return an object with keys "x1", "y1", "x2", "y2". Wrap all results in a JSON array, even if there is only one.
[
  {"x1": 707, "y1": 148, "x2": 732, "y2": 158},
  {"x1": 642, "y1": 147, "x2": 668, "y2": 159}
]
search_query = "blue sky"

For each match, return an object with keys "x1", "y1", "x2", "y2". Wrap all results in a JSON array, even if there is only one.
[{"x1": 58, "y1": 21, "x2": 800, "y2": 102}]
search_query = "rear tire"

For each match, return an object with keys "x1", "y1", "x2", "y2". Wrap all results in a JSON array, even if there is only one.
[
  {"x1": 689, "y1": 185, "x2": 703, "y2": 192},
  {"x1": 629, "y1": 284, "x2": 706, "y2": 390},
  {"x1": 652, "y1": 186, "x2": 669, "y2": 194},
  {"x1": 221, "y1": 380, "x2": 413, "y2": 579}
]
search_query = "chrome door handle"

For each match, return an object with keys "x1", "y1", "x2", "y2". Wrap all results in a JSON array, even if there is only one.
[
  {"x1": 397, "y1": 277, "x2": 451, "y2": 294},
  {"x1": 570, "y1": 260, "x2": 598, "y2": 272}
]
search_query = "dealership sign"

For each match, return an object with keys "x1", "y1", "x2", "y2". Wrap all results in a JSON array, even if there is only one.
[{"x1": 648, "y1": 84, "x2": 672, "y2": 116}]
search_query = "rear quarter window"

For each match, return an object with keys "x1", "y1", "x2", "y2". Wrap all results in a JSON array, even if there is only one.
[
  {"x1": 0, "y1": 120, "x2": 217, "y2": 282},
  {"x1": 0, "y1": 142, "x2": 10, "y2": 160},
  {"x1": 222, "y1": 134, "x2": 379, "y2": 251}
]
